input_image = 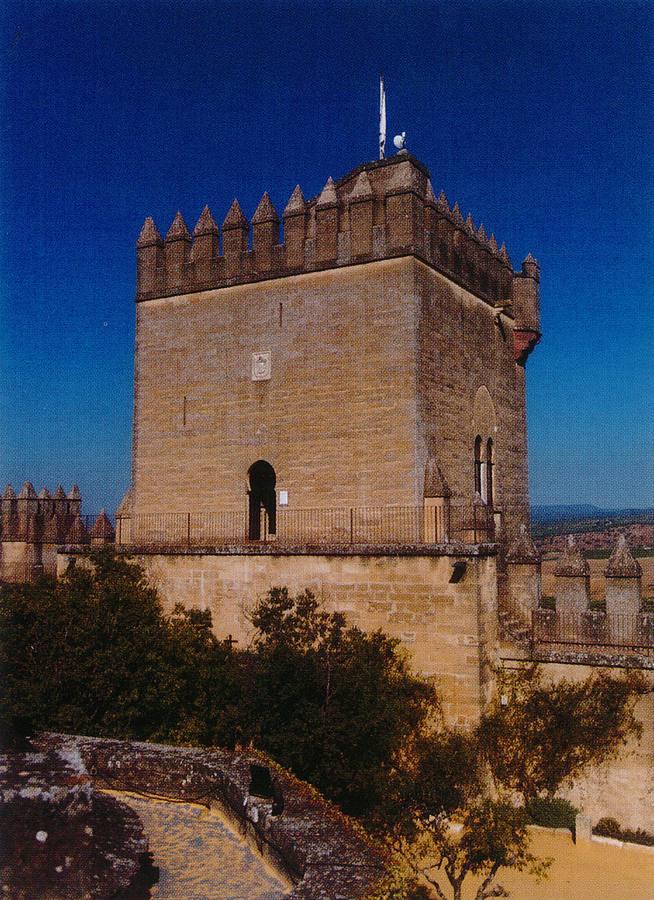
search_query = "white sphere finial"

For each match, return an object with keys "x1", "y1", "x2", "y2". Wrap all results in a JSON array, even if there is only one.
[{"x1": 393, "y1": 132, "x2": 407, "y2": 151}]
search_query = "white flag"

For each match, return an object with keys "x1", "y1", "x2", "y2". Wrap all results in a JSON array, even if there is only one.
[{"x1": 379, "y1": 74, "x2": 386, "y2": 159}]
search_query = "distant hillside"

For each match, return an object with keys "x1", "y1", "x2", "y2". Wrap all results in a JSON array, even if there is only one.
[
  {"x1": 531, "y1": 505, "x2": 654, "y2": 543},
  {"x1": 532, "y1": 504, "x2": 605, "y2": 523}
]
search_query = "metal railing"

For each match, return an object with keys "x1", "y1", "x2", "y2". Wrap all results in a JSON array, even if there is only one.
[
  {"x1": 115, "y1": 503, "x2": 495, "y2": 548},
  {"x1": 532, "y1": 609, "x2": 654, "y2": 656}
]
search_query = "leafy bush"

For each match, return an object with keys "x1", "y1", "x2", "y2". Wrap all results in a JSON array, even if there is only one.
[
  {"x1": 0, "y1": 551, "x2": 244, "y2": 746},
  {"x1": 526, "y1": 797, "x2": 578, "y2": 831},
  {"x1": 595, "y1": 817, "x2": 654, "y2": 847},
  {"x1": 594, "y1": 816, "x2": 622, "y2": 838},
  {"x1": 242, "y1": 587, "x2": 437, "y2": 816}
]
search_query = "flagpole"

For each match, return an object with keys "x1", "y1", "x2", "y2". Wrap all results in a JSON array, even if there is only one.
[{"x1": 379, "y1": 73, "x2": 386, "y2": 160}]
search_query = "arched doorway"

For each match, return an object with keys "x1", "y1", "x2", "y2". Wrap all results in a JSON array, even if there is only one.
[{"x1": 248, "y1": 460, "x2": 276, "y2": 540}]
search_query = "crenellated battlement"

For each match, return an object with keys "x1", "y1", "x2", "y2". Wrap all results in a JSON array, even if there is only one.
[
  {"x1": 136, "y1": 152, "x2": 541, "y2": 347},
  {"x1": 0, "y1": 482, "x2": 117, "y2": 582},
  {"x1": 1, "y1": 482, "x2": 85, "y2": 545}
]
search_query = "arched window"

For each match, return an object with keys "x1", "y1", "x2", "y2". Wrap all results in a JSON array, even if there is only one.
[
  {"x1": 486, "y1": 438, "x2": 494, "y2": 507},
  {"x1": 474, "y1": 436, "x2": 482, "y2": 496},
  {"x1": 248, "y1": 460, "x2": 276, "y2": 540}
]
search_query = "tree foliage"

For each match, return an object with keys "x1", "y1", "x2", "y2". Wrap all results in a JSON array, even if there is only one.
[
  {"x1": 1, "y1": 566, "x2": 436, "y2": 818},
  {"x1": 243, "y1": 587, "x2": 437, "y2": 816},
  {"x1": 478, "y1": 664, "x2": 647, "y2": 802},
  {"x1": 375, "y1": 720, "x2": 544, "y2": 900},
  {"x1": 381, "y1": 663, "x2": 646, "y2": 899},
  {"x1": 0, "y1": 551, "x2": 242, "y2": 747},
  {"x1": 391, "y1": 799, "x2": 550, "y2": 900}
]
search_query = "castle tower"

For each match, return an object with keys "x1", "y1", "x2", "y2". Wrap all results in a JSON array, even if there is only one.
[{"x1": 131, "y1": 152, "x2": 540, "y2": 544}]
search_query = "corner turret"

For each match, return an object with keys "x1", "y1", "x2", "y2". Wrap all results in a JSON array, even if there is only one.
[{"x1": 512, "y1": 252, "x2": 541, "y2": 364}]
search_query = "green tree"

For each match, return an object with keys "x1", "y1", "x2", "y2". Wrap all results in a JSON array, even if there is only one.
[
  {"x1": 379, "y1": 664, "x2": 646, "y2": 899},
  {"x1": 243, "y1": 587, "x2": 437, "y2": 815},
  {"x1": 392, "y1": 799, "x2": 550, "y2": 900},
  {"x1": 157, "y1": 603, "x2": 244, "y2": 746},
  {"x1": 0, "y1": 551, "x2": 243, "y2": 746},
  {"x1": 381, "y1": 728, "x2": 549, "y2": 900},
  {"x1": 478, "y1": 665, "x2": 647, "y2": 803}
]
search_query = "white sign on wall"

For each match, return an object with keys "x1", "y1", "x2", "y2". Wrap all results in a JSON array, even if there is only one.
[
  {"x1": 279, "y1": 490, "x2": 289, "y2": 506},
  {"x1": 251, "y1": 351, "x2": 271, "y2": 381}
]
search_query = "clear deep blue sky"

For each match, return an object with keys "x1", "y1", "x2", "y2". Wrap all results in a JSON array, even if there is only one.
[{"x1": 1, "y1": 0, "x2": 652, "y2": 514}]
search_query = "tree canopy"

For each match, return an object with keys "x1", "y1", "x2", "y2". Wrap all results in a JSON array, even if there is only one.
[
  {"x1": 2, "y1": 553, "x2": 648, "y2": 899},
  {"x1": 243, "y1": 586, "x2": 437, "y2": 815},
  {"x1": 478, "y1": 664, "x2": 646, "y2": 803},
  {"x1": 0, "y1": 552, "x2": 242, "y2": 747}
]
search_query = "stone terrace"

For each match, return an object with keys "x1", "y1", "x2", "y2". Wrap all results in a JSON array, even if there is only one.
[{"x1": 34, "y1": 733, "x2": 387, "y2": 898}]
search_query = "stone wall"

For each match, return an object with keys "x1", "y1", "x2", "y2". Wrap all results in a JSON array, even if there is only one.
[
  {"x1": 415, "y1": 263, "x2": 530, "y2": 541},
  {"x1": 59, "y1": 544, "x2": 499, "y2": 727},
  {"x1": 133, "y1": 258, "x2": 420, "y2": 514},
  {"x1": 132, "y1": 256, "x2": 531, "y2": 542},
  {"x1": 0, "y1": 745, "x2": 155, "y2": 897},
  {"x1": 34, "y1": 733, "x2": 387, "y2": 899}
]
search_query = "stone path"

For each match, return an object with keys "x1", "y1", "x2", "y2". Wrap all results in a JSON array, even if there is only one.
[{"x1": 101, "y1": 790, "x2": 290, "y2": 899}]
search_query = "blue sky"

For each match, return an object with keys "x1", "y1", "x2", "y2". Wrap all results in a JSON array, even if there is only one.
[{"x1": 1, "y1": 0, "x2": 653, "y2": 513}]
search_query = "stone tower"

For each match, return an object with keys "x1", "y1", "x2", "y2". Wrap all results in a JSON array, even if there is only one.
[{"x1": 130, "y1": 151, "x2": 540, "y2": 543}]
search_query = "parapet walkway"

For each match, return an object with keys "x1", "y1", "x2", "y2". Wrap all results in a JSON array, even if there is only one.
[{"x1": 102, "y1": 790, "x2": 289, "y2": 899}]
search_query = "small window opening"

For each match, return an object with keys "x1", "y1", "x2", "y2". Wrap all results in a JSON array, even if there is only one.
[
  {"x1": 486, "y1": 438, "x2": 494, "y2": 507},
  {"x1": 474, "y1": 436, "x2": 483, "y2": 496}
]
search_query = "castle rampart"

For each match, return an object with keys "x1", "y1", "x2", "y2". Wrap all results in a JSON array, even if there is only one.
[
  {"x1": 136, "y1": 152, "x2": 540, "y2": 364},
  {"x1": 0, "y1": 483, "x2": 113, "y2": 582}
]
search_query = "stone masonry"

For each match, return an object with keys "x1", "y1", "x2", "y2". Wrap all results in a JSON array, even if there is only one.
[{"x1": 131, "y1": 151, "x2": 540, "y2": 544}]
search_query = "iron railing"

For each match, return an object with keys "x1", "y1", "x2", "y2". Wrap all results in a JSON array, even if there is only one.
[
  {"x1": 115, "y1": 503, "x2": 495, "y2": 548},
  {"x1": 532, "y1": 609, "x2": 654, "y2": 656}
]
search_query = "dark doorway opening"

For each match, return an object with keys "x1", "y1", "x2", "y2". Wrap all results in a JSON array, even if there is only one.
[{"x1": 248, "y1": 460, "x2": 276, "y2": 540}]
